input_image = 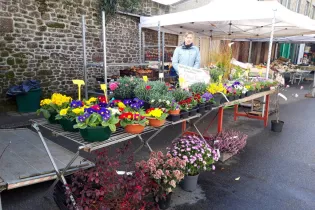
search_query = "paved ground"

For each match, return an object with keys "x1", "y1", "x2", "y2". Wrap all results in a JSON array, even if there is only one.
[{"x1": 1, "y1": 82, "x2": 315, "y2": 210}]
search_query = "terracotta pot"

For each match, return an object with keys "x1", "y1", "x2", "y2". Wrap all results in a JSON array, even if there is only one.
[
  {"x1": 148, "y1": 118, "x2": 166, "y2": 127},
  {"x1": 168, "y1": 109, "x2": 180, "y2": 115},
  {"x1": 124, "y1": 124, "x2": 145, "y2": 134}
]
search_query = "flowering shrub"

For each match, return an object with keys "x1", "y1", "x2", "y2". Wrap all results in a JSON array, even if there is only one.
[
  {"x1": 119, "y1": 112, "x2": 148, "y2": 127},
  {"x1": 68, "y1": 142, "x2": 158, "y2": 210},
  {"x1": 208, "y1": 130, "x2": 248, "y2": 155},
  {"x1": 55, "y1": 100, "x2": 85, "y2": 121},
  {"x1": 136, "y1": 151, "x2": 186, "y2": 201},
  {"x1": 168, "y1": 135, "x2": 219, "y2": 176},
  {"x1": 74, "y1": 105, "x2": 119, "y2": 132},
  {"x1": 37, "y1": 93, "x2": 72, "y2": 119},
  {"x1": 145, "y1": 108, "x2": 168, "y2": 120}
]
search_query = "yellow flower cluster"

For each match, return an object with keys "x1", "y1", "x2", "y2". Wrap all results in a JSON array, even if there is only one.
[
  {"x1": 72, "y1": 107, "x2": 84, "y2": 115},
  {"x1": 149, "y1": 109, "x2": 163, "y2": 118},
  {"x1": 51, "y1": 93, "x2": 72, "y2": 106},
  {"x1": 85, "y1": 97, "x2": 97, "y2": 105},
  {"x1": 40, "y1": 99, "x2": 52, "y2": 106},
  {"x1": 207, "y1": 83, "x2": 227, "y2": 94},
  {"x1": 118, "y1": 102, "x2": 126, "y2": 109}
]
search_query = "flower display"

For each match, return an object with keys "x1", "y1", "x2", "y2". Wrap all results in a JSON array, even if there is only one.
[
  {"x1": 119, "y1": 112, "x2": 147, "y2": 127},
  {"x1": 98, "y1": 96, "x2": 107, "y2": 104},
  {"x1": 56, "y1": 100, "x2": 85, "y2": 121},
  {"x1": 84, "y1": 97, "x2": 97, "y2": 106},
  {"x1": 109, "y1": 82, "x2": 119, "y2": 91},
  {"x1": 207, "y1": 83, "x2": 227, "y2": 95},
  {"x1": 168, "y1": 135, "x2": 219, "y2": 176},
  {"x1": 70, "y1": 100, "x2": 84, "y2": 108},
  {"x1": 178, "y1": 97, "x2": 197, "y2": 111},
  {"x1": 201, "y1": 92, "x2": 213, "y2": 102},
  {"x1": 122, "y1": 98, "x2": 144, "y2": 112},
  {"x1": 135, "y1": 151, "x2": 186, "y2": 200},
  {"x1": 51, "y1": 93, "x2": 72, "y2": 107}
]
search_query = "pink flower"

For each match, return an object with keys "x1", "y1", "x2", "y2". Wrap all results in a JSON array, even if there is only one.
[
  {"x1": 109, "y1": 82, "x2": 118, "y2": 91},
  {"x1": 212, "y1": 165, "x2": 216, "y2": 170},
  {"x1": 169, "y1": 180, "x2": 176, "y2": 188}
]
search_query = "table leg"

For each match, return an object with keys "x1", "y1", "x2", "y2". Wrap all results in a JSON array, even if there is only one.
[
  {"x1": 234, "y1": 104, "x2": 238, "y2": 121},
  {"x1": 312, "y1": 72, "x2": 315, "y2": 97},
  {"x1": 264, "y1": 95, "x2": 270, "y2": 127},
  {"x1": 217, "y1": 107, "x2": 224, "y2": 133},
  {"x1": 182, "y1": 121, "x2": 186, "y2": 133}
]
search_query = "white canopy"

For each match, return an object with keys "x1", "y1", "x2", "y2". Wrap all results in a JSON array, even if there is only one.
[
  {"x1": 140, "y1": 0, "x2": 315, "y2": 39},
  {"x1": 234, "y1": 34, "x2": 315, "y2": 43},
  {"x1": 151, "y1": 0, "x2": 182, "y2": 5}
]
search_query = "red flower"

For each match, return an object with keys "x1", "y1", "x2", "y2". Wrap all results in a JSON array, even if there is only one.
[
  {"x1": 145, "y1": 85, "x2": 151, "y2": 90},
  {"x1": 98, "y1": 96, "x2": 107, "y2": 103},
  {"x1": 145, "y1": 108, "x2": 155, "y2": 114},
  {"x1": 91, "y1": 105, "x2": 100, "y2": 111}
]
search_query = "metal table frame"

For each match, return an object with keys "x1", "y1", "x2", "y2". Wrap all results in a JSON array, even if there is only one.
[{"x1": 30, "y1": 114, "x2": 202, "y2": 209}]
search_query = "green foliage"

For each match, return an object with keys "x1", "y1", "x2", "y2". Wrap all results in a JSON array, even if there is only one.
[
  {"x1": 120, "y1": 117, "x2": 147, "y2": 127},
  {"x1": 36, "y1": 108, "x2": 52, "y2": 119},
  {"x1": 134, "y1": 83, "x2": 151, "y2": 102},
  {"x1": 147, "y1": 81, "x2": 168, "y2": 93},
  {"x1": 113, "y1": 76, "x2": 141, "y2": 99},
  {"x1": 100, "y1": 0, "x2": 141, "y2": 20},
  {"x1": 208, "y1": 67, "x2": 224, "y2": 83},
  {"x1": 172, "y1": 89, "x2": 191, "y2": 102},
  {"x1": 74, "y1": 113, "x2": 119, "y2": 132},
  {"x1": 189, "y1": 82, "x2": 207, "y2": 94},
  {"x1": 148, "y1": 92, "x2": 174, "y2": 108}
]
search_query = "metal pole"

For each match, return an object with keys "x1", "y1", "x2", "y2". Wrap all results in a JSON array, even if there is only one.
[
  {"x1": 82, "y1": 15, "x2": 88, "y2": 99},
  {"x1": 262, "y1": 9, "x2": 276, "y2": 116},
  {"x1": 102, "y1": 11, "x2": 107, "y2": 86},
  {"x1": 248, "y1": 41, "x2": 252, "y2": 63},
  {"x1": 158, "y1": 21, "x2": 161, "y2": 73},
  {"x1": 209, "y1": 36, "x2": 212, "y2": 62},
  {"x1": 142, "y1": 32, "x2": 145, "y2": 63},
  {"x1": 162, "y1": 32, "x2": 165, "y2": 72},
  {"x1": 275, "y1": 42, "x2": 278, "y2": 59},
  {"x1": 139, "y1": 24, "x2": 142, "y2": 63}
]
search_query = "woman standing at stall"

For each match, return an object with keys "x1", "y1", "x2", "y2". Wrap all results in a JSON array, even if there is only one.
[{"x1": 171, "y1": 31, "x2": 201, "y2": 76}]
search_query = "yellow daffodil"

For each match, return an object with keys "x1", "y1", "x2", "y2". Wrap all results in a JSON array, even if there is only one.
[{"x1": 207, "y1": 83, "x2": 227, "y2": 94}]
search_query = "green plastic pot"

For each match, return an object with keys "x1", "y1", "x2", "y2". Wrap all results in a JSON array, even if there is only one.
[
  {"x1": 60, "y1": 118, "x2": 78, "y2": 132},
  {"x1": 16, "y1": 88, "x2": 42, "y2": 113},
  {"x1": 79, "y1": 126, "x2": 112, "y2": 142},
  {"x1": 48, "y1": 112, "x2": 59, "y2": 124}
]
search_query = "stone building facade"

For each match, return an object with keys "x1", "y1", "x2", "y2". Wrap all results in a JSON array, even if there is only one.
[{"x1": 0, "y1": 0, "x2": 173, "y2": 109}]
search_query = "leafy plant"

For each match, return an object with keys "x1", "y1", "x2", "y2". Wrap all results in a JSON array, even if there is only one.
[
  {"x1": 148, "y1": 92, "x2": 174, "y2": 108},
  {"x1": 189, "y1": 82, "x2": 208, "y2": 94},
  {"x1": 37, "y1": 93, "x2": 72, "y2": 119},
  {"x1": 207, "y1": 67, "x2": 225, "y2": 83},
  {"x1": 147, "y1": 81, "x2": 168, "y2": 94},
  {"x1": 100, "y1": 0, "x2": 141, "y2": 21},
  {"x1": 208, "y1": 130, "x2": 248, "y2": 155},
  {"x1": 168, "y1": 135, "x2": 218, "y2": 176},
  {"x1": 171, "y1": 88, "x2": 191, "y2": 102},
  {"x1": 134, "y1": 83, "x2": 152, "y2": 102},
  {"x1": 113, "y1": 76, "x2": 141, "y2": 99}
]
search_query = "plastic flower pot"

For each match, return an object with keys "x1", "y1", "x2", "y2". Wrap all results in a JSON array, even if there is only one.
[
  {"x1": 189, "y1": 108, "x2": 198, "y2": 116},
  {"x1": 212, "y1": 94, "x2": 223, "y2": 106},
  {"x1": 205, "y1": 102, "x2": 212, "y2": 111},
  {"x1": 143, "y1": 101, "x2": 151, "y2": 109},
  {"x1": 167, "y1": 114, "x2": 180, "y2": 122},
  {"x1": 16, "y1": 88, "x2": 42, "y2": 113},
  {"x1": 169, "y1": 109, "x2": 180, "y2": 115},
  {"x1": 60, "y1": 118, "x2": 78, "y2": 132},
  {"x1": 180, "y1": 110, "x2": 189, "y2": 119},
  {"x1": 157, "y1": 192, "x2": 172, "y2": 210},
  {"x1": 271, "y1": 120, "x2": 284, "y2": 132},
  {"x1": 234, "y1": 95, "x2": 240, "y2": 100},
  {"x1": 48, "y1": 112, "x2": 59, "y2": 124},
  {"x1": 148, "y1": 118, "x2": 166, "y2": 127},
  {"x1": 79, "y1": 126, "x2": 112, "y2": 142},
  {"x1": 124, "y1": 124, "x2": 145, "y2": 134},
  {"x1": 246, "y1": 91, "x2": 254, "y2": 97},
  {"x1": 181, "y1": 174, "x2": 199, "y2": 192},
  {"x1": 197, "y1": 104, "x2": 205, "y2": 114}
]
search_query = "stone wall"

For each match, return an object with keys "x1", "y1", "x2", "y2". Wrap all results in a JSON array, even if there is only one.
[{"x1": 0, "y1": 0, "x2": 171, "y2": 109}]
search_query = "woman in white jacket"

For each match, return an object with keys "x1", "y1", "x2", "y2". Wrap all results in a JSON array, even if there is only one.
[{"x1": 172, "y1": 31, "x2": 201, "y2": 75}]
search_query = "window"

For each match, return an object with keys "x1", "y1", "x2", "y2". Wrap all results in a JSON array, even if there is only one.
[
  {"x1": 297, "y1": 0, "x2": 301, "y2": 12},
  {"x1": 305, "y1": 1, "x2": 310, "y2": 16}
]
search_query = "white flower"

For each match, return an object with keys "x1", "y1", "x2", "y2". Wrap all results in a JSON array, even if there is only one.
[
  {"x1": 151, "y1": 100, "x2": 155, "y2": 103},
  {"x1": 166, "y1": 100, "x2": 170, "y2": 105},
  {"x1": 158, "y1": 99, "x2": 161, "y2": 102}
]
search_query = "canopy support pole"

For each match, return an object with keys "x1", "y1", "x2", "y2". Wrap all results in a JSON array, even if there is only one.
[
  {"x1": 102, "y1": 11, "x2": 107, "y2": 86},
  {"x1": 262, "y1": 9, "x2": 276, "y2": 116},
  {"x1": 82, "y1": 15, "x2": 88, "y2": 99},
  {"x1": 248, "y1": 41, "x2": 252, "y2": 63},
  {"x1": 139, "y1": 24, "x2": 142, "y2": 63},
  {"x1": 158, "y1": 21, "x2": 161, "y2": 73},
  {"x1": 275, "y1": 42, "x2": 278, "y2": 60}
]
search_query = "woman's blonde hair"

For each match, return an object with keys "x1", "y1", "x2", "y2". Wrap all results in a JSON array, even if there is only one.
[{"x1": 184, "y1": 31, "x2": 194, "y2": 37}]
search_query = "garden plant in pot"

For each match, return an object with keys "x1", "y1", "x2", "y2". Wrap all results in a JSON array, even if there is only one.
[
  {"x1": 110, "y1": 76, "x2": 142, "y2": 100},
  {"x1": 271, "y1": 89, "x2": 284, "y2": 132},
  {"x1": 37, "y1": 93, "x2": 72, "y2": 124},
  {"x1": 208, "y1": 130, "x2": 248, "y2": 162},
  {"x1": 166, "y1": 100, "x2": 181, "y2": 122},
  {"x1": 136, "y1": 151, "x2": 186, "y2": 209},
  {"x1": 245, "y1": 84, "x2": 255, "y2": 97},
  {"x1": 207, "y1": 83, "x2": 227, "y2": 106},
  {"x1": 178, "y1": 97, "x2": 196, "y2": 118},
  {"x1": 193, "y1": 93, "x2": 206, "y2": 114},
  {"x1": 73, "y1": 105, "x2": 119, "y2": 142},
  {"x1": 168, "y1": 135, "x2": 219, "y2": 192},
  {"x1": 145, "y1": 108, "x2": 168, "y2": 127},
  {"x1": 55, "y1": 100, "x2": 87, "y2": 132},
  {"x1": 119, "y1": 112, "x2": 148, "y2": 134},
  {"x1": 201, "y1": 92, "x2": 214, "y2": 110}
]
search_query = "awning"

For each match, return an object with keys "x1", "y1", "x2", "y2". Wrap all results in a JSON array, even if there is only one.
[{"x1": 140, "y1": 0, "x2": 315, "y2": 39}]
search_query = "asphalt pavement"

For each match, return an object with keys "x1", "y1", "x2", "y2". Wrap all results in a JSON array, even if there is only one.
[{"x1": 1, "y1": 83, "x2": 315, "y2": 210}]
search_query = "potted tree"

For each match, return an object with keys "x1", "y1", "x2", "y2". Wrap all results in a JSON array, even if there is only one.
[
  {"x1": 145, "y1": 108, "x2": 169, "y2": 127},
  {"x1": 168, "y1": 135, "x2": 219, "y2": 192},
  {"x1": 73, "y1": 105, "x2": 119, "y2": 142},
  {"x1": 271, "y1": 89, "x2": 284, "y2": 132}
]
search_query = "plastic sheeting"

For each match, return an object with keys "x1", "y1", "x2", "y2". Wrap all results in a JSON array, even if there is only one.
[{"x1": 6, "y1": 80, "x2": 41, "y2": 96}]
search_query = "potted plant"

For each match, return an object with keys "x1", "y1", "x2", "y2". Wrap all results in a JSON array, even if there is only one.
[
  {"x1": 149, "y1": 92, "x2": 174, "y2": 109},
  {"x1": 245, "y1": 84, "x2": 255, "y2": 96},
  {"x1": 136, "y1": 151, "x2": 186, "y2": 209},
  {"x1": 55, "y1": 100, "x2": 85, "y2": 132},
  {"x1": 189, "y1": 82, "x2": 208, "y2": 95},
  {"x1": 73, "y1": 105, "x2": 119, "y2": 142},
  {"x1": 171, "y1": 88, "x2": 191, "y2": 102},
  {"x1": 119, "y1": 112, "x2": 148, "y2": 134},
  {"x1": 193, "y1": 93, "x2": 206, "y2": 114},
  {"x1": 166, "y1": 100, "x2": 181, "y2": 122},
  {"x1": 208, "y1": 130, "x2": 248, "y2": 162},
  {"x1": 145, "y1": 108, "x2": 168, "y2": 127},
  {"x1": 201, "y1": 92, "x2": 213, "y2": 110},
  {"x1": 271, "y1": 88, "x2": 284, "y2": 132},
  {"x1": 168, "y1": 135, "x2": 219, "y2": 192},
  {"x1": 207, "y1": 83, "x2": 227, "y2": 106},
  {"x1": 111, "y1": 76, "x2": 141, "y2": 100},
  {"x1": 37, "y1": 93, "x2": 72, "y2": 124}
]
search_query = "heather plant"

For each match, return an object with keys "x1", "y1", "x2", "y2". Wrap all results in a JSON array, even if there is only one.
[
  {"x1": 112, "y1": 76, "x2": 141, "y2": 99},
  {"x1": 208, "y1": 130, "x2": 248, "y2": 155},
  {"x1": 171, "y1": 88, "x2": 191, "y2": 102},
  {"x1": 148, "y1": 92, "x2": 174, "y2": 108},
  {"x1": 134, "y1": 83, "x2": 152, "y2": 102},
  {"x1": 168, "y1": 135, "x2": 219, "y2": 176}
]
